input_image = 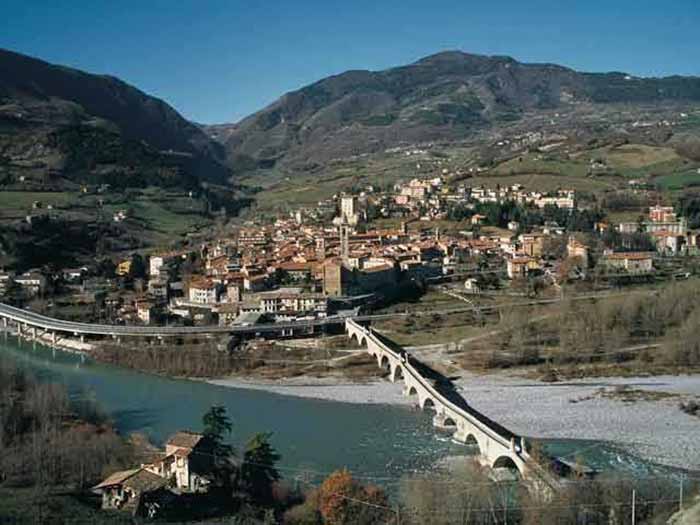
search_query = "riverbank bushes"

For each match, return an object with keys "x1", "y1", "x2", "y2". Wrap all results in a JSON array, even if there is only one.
[
  {"x1": 477, "y1": 281, "x2": 700, "y2": 376},
  {"x1": 0, "y1": 360, "x2": 135, "y2": 489},
  {"x1": 0, "y1": 359, "x2": 137, "y2": 524},
  {"x1": 282, "y1": 461, "x2": 693, "y2": 525},
  {"x1": 93, "y1": 341, "x2": 240, "y2": 377},
  {"x1": 92, "y1": 338, "x2": 382, "y2": 381},
  {"x1": 284, "y1": 469, "x2": 392, "y2": 525}
]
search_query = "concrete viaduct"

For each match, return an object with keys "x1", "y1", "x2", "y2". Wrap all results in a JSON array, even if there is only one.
[
  {"x1": 345, "y1": 318, "x2": 560, "y2": 492},
  {"x1": 0, "y1": 302, "x2": 332, "y2": 343}
]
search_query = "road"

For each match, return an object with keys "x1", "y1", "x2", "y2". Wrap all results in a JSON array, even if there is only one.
[
  {"x1": 0, "y1": 302, "x2": 335, "y2": 337},
  {"x1": 0, "y1": 289, "x2": 652, "y2": 340}
]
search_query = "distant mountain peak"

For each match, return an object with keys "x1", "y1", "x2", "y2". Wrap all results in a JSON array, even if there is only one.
[
  {"x1": 210, "y1": 50, "x2": 700, "y2": 174},
  {"x1": 414, "y1": 50, "x2": 516, "y2": 64}
]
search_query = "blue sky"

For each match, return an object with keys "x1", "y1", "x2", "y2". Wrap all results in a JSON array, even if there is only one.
[{"x1": 2, "y1": 0, "x2": 699, "y2": 124}]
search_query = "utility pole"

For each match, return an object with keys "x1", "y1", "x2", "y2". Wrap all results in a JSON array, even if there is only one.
[
  {"x1": 680, "y1": 474, "x2": 684, "y2": 511},
  {"x1": 631, "y1": 489, "x2": 636, "y2": 525}
]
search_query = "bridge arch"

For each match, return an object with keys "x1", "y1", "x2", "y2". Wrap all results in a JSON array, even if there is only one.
[
  {"x1": 421, "y1": 397, "x2": 436, "y2": 411},
  {"x1": 443, "y1": 416, "x2": 457, "y2": 427},
  {"x1": 465, "y1": 434, "x2": 481, "y2": 453},
  {"x1": 492, "y1": 456, "x2": 521, "y2": 477},
  {"x1": 347, "y1": 328, "x2": 369, "y2": 349},
  {"x1": 392, "y1": 364, "x2": 405, "y2": 383},
  {"x1": 380, "y1": 354, "x2": 390, "y2": 370}
]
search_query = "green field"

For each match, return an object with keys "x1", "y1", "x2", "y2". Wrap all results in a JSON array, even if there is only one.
[
  {"x1": 248, "y1": 148, "x2": 460, "y2": 212},
  {"x1": 0, "y1": 188, "x2": 217, "y2": 266},
  {"x1": 103, "y1": 190, "x2": 209, "y2": 237},
  {"x1": 0, "y1": 191, "x2": 76, "y2": 216},
  {"x1": 467, "y1": 172, "x2": 618, "y2": 192},
  {"x1": 654, "y1": 169, "x2": 700, "y2": 190},
  {"x1": 492, "y1": 155, "x2": 590, "y2": 178},
  {"x1": 470, "y1": 142, "x2": 700, "y2": 199},
  {"x1": 246, "y1": 140, "x2": 699, "y2": 213},
  {"x1": 586, "y1": 144, "x2": 680, "y2": 169},
  {"x1": 676, "y1": 112, "x2": 700, "y2": 132}
]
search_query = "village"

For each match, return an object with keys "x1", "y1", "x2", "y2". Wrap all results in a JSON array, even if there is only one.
[
  {"x1": 1, "y1": 171, "x2": 699, "y2": 333},
  {"x1": 0, "y1": 166, "x2": 700, "y2": 334}
]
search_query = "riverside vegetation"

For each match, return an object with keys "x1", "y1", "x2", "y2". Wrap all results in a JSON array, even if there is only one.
[
  {"x1": 1, "y1": 357, "x2": 697, "y2": 524},
  {"x1": 486, "y1": 280, "x2": 700, "y2": 378},
  {"x1": 91, "y1": 337, "x2": 383, "y2": 381},
  {"x1": 0, "y1": 358, "x2": 136, "y2": 523}
]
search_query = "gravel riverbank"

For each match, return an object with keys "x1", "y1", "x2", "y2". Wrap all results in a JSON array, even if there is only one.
[{"x1": 209, "y1": 372, "x2": 700, "y2": 470}]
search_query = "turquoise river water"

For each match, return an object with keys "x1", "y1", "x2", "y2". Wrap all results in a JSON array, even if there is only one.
[{"x1": 0, "y1": 334, "x2": 690, "y2": 487}]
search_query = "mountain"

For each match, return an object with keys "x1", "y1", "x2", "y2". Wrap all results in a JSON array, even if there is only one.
[
  {"x1": 210, "y1": 51, "x2": 700, "y2": 172},
  {"x1": 0, "y1": 48, "x2": 230, "y2": 189}
]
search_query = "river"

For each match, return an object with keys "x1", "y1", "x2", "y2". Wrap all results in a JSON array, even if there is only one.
[
  {"x1": 1, "y1": 334, "x2": 691, "y2": 487},
  {"x1": 1, "y1": 334, "x2": 468, "y2": 486}
]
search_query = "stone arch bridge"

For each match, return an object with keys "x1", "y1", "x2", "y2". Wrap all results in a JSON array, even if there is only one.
[{"x1": 346, "y1": 318, "x2": 559, "y2": 492}]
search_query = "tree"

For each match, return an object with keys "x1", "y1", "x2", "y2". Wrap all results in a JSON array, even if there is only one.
[
  {"x1": 201, "y1": 405, "x2": 237, "y2": 491},
  {"x1": 284, "y1": 489, "x2": 322, "y2": 524},
  {"x1": 240, "y1": 432, "x2": 281, "y2": 505},
  {"x1": 318, "y1": 469, "x2": 391, "y2": 525},
  {"x1": 400, "y1": 462, "x2": 516, "y2": 525},
  {"x1": 129, "y1": 253, "x2": 146, "y2": 279},
  {"x1": 203, "y1": 404, "x2": 233, "y2": 446},
  {"x1": 95, "y1": 257, "x2": 116, "y2": 278}
]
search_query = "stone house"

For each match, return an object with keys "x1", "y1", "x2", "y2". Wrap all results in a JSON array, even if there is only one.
[
  {"x1": 244, "y1": 274, "x2": 267, "y2": 292},
  {"x1": 276, "y1": 261, "x2": 313, "y2": 282},
  {"x1": 506, "y1": 256, "x2": 532, "y2": 279},
  {"x1": 136, "y1": 300, "x2": 155, "y2": 324},
  {"x1": 258, "y1": 290, "x2": 328, "y2": 317},
  {"x1": 602, "y1": 252, "x2": 654, "y2": 274},
  {"x1": 470, "y1": 214, "x2": 486, "y2": 226},
  {"x1": 93, "y1": 468, "x2": 168, "y2": 513},
  {"x1": 147, "y1": 279, "x2": 169, "y2": 301},
  {"x1": 14, "y1": 271, "x2": 47, "y2": 296},
  {"x1": 566, "y1": 236, "x2": 589, "y2": 267},
  {"x1": 116, "y1": 259, "x2": 132, "y2": 277},
  {"x1": 143, "y1": 431, "x2": 216, "y2": 493},
  {"x1": 188, "y1": 278, "x2": 221, "y2": 304},
  {"x1": 214, "y1": 303, "x2": 240, "y2": 326}
]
